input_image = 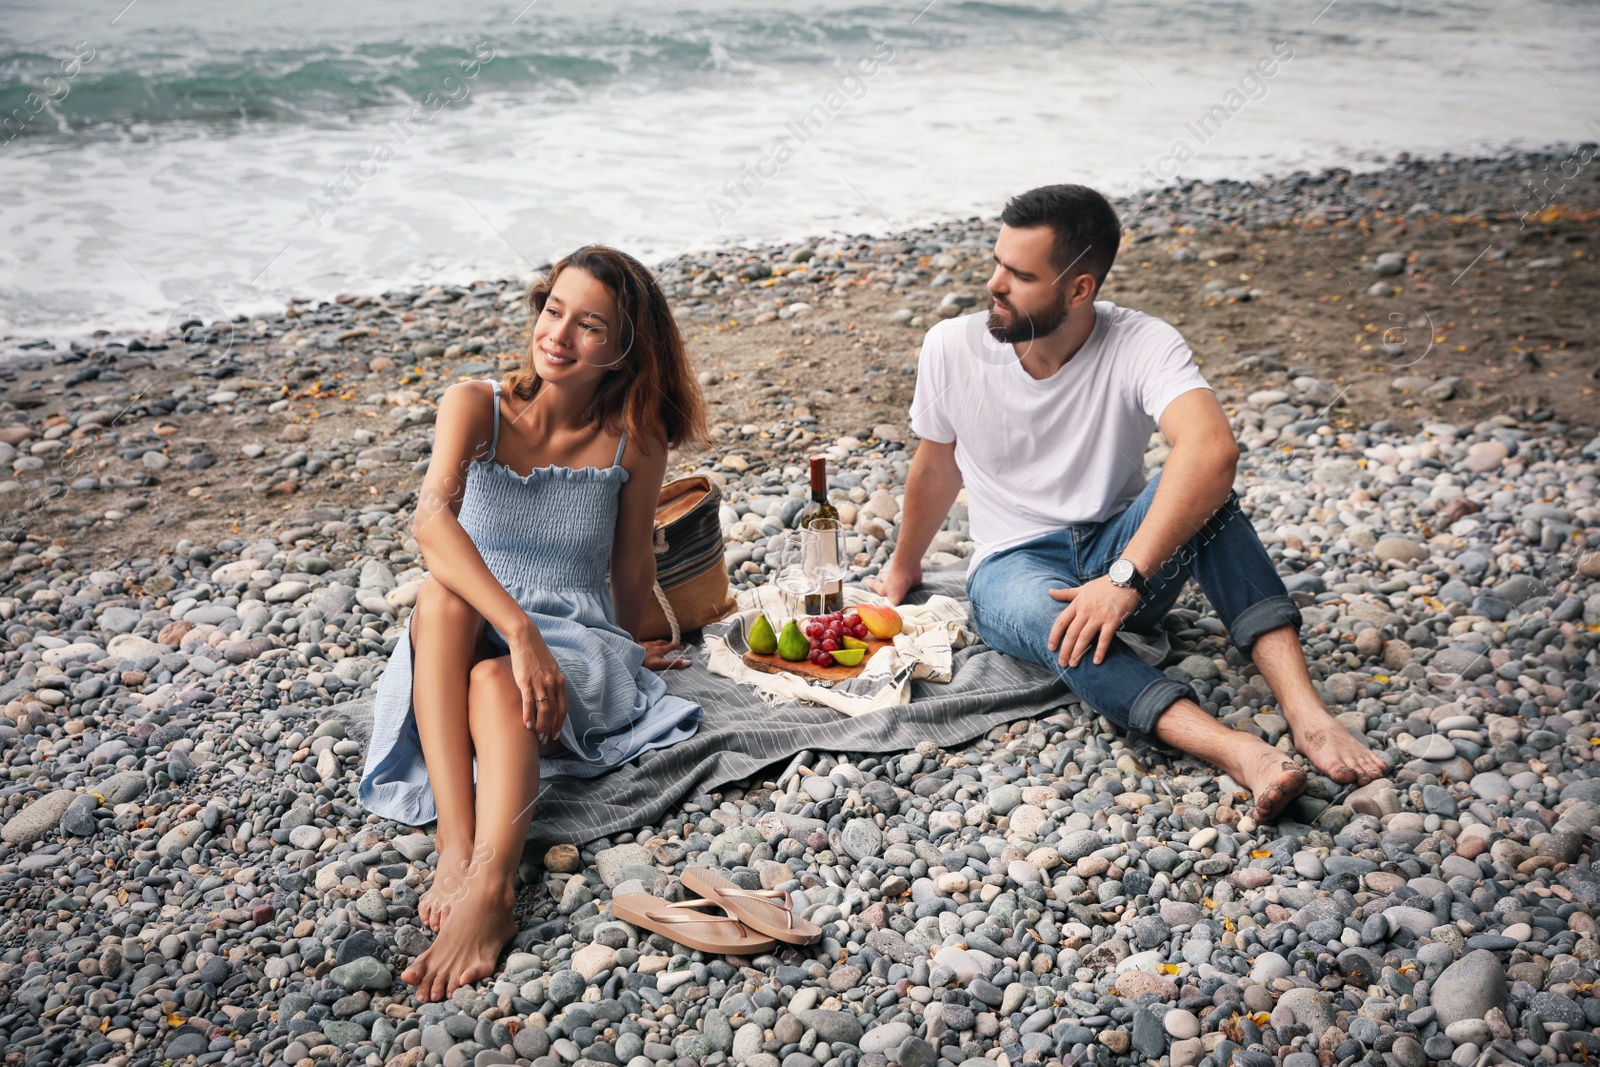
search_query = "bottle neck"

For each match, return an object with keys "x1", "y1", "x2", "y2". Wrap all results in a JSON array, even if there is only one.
[{"x1": 809, "y1": 457, "x2": 826, "y2": 502}]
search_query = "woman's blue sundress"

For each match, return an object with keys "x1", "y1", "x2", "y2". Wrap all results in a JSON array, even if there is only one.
[{"x1": 359, "y1": 377, "x2": 703, "y2": 827}]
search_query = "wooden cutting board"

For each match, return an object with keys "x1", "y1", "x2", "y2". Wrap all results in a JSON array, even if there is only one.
[{"x1": 741, "y1": 636, "x2": 895, "y2": 682}]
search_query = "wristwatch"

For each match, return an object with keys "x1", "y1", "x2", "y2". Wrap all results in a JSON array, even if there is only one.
[{"x1": 1107, "y1": 558, "x2": 1150, "y2": 596}]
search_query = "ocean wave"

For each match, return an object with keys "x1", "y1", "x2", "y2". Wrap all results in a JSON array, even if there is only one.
[
  {"x1": 0, "y1": 44, "x2": 655, "y2": 136},
  {"x1": 0, "y1": 0, "x2": 1183, "y2": 138}
]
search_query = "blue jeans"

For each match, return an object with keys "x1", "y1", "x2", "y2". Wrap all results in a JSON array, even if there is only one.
[{"x1": 967, "y1": 471, "x2": 1302, "y2": 738}]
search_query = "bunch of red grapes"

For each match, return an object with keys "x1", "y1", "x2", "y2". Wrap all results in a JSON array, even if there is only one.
[{"x1": 802, "y1": 609, "x2": 869, "y2": 667}]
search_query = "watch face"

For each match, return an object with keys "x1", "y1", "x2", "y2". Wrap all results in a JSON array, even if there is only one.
[{"x1": 1109, "y1": 559, "x2": 1133, "y2": 584}]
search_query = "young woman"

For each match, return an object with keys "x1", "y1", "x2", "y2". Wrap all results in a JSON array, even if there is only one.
[{"x1": 359, "y1": 245, "x2": 710, "y2": 1001}]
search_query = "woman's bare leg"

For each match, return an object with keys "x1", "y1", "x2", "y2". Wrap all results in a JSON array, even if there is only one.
[
  {"x1": 408, "y1": 575, "x2": 488, "y2": 932},
  {"x1": 403, "y1": 655, "x2": 540, "y2": 1002}
]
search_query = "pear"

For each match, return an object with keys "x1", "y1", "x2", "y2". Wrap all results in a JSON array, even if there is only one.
[
  {"x1": 777, "y1": 619, "x2": 810, "y2": 662},
  {"x1": 828, "y1": 647, "x2": 866, "y2": 667},
  {"x1": 841, "y1": 634, "x2": 869, "y2": 651},
  {"x1": 748, "y1": 613, "x2": 778, "y2": 655}
]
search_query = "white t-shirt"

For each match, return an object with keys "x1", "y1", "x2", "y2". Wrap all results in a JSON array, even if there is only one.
[{"x1": 909, "y1": 300, "x2": 1212, "y2": 577}]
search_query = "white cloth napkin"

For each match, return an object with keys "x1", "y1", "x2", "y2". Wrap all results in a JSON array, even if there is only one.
[{"x1": 703, "y1": 584, "x2": 975, "y2": 716}]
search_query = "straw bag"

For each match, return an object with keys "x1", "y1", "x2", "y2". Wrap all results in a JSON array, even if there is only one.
[{"x1": 639, "y1": 475, "x2": 737, "y2": 644}]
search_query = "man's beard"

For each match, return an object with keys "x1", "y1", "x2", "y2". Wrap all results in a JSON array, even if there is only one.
[{"x1": 986, "y1": 291, "x2": 1068, "y2": 344}]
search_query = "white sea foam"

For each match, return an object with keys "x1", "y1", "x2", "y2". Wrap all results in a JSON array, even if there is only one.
[{"x1": 0, "y1": 0, "x2": 1595, "y2": 341}]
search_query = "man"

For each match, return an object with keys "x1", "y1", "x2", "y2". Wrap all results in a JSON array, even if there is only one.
[{"x1": 865, "y1": 183, "x2": 1386, "y2": 821}]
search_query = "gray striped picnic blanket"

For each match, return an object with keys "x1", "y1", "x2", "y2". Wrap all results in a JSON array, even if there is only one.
[{"x1": 342, "y1": 564, "x2": 1084, "y2": 845}]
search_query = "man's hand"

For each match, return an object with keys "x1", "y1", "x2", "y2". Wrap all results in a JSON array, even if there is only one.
[
  {"x1": 864, "y1": 558, "x2": 923, "y2": 606},
  {"x1": 1046, "y1": 576, "x2": 1142, "y2": 668}
]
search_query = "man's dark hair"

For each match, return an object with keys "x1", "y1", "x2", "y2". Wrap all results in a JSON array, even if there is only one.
[{"x1": 999, "y1": 183, "x2": 1121, "y2": 293}]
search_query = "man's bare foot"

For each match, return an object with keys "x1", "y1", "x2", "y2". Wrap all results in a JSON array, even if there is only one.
[
  {"x1": 1234, "y1": 744, "x2": 1309, "y2": 822},
  {"x1": 418, "y1": 837, "x2": 480, "y2": 932},
  {"x1": 1284, "y1": 704, "x2": 1387, "y2": 785},
  {"x1": 1151, "y1": 700, "x2": 1308, "y2": 822},
  {"x1": 402, "y1": 883, "x2": 517, "y2": 1002}
]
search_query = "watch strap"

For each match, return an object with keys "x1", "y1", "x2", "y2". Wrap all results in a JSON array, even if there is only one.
[{"x1": 1113, "y1": 558, "x2": 1149, "y2": 595}]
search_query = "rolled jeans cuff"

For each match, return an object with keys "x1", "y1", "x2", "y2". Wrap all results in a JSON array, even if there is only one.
[
  {"x1": 1231, "y1": 595, "x2": 1303, "y2": 656},
  {"x1": 1128, "y1": 677, "x2": 1194, "y2": 737}
]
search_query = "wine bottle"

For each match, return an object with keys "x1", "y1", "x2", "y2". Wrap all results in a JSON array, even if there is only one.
[{"x1": 797, "y1": 454, "x2": 845, "y2": 615}]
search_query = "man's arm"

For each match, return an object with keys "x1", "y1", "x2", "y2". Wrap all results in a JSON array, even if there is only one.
[
  {"x1": 1115, "y1": 387, "x2": 1239, "y2": 579},
  {"x1": 1049, "y1": 387, "x2": 1238, "y2": 667},
  {"x1": 865, "y1": 437, "x2": 963, "y2": 605}
]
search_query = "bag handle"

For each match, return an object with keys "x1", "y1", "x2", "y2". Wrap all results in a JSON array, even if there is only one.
[{"x1": 651, "y1": 579, "x2": 682, "y2": 646}]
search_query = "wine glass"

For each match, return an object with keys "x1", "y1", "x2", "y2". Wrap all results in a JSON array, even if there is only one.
[
  {"x1": 803, "y1": 518, "x2": 847, "y2": 607},
  {"x1": 772, "y1": 531, "x2": 819, "y2": 620}
]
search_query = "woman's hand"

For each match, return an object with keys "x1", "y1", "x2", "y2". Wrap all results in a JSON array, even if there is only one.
[
  {"x1": 641, "y1": 638, "x2": 691, "y2": 670},
  {"x1": 508, "y1": 624, "x2": 568, "y2": 744}
]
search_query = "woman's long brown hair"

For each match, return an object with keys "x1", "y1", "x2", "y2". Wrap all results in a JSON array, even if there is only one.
[{"x1": 506, "y1": 245, "x2": 710, "y2": 454}]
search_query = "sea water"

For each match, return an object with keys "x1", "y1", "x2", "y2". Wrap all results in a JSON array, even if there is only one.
[{"x1": 1, "y1": 0, "x2": 1596, "y2": 341}]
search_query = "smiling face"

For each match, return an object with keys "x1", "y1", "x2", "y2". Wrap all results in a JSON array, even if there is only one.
[
  {"x1": 531, "y1": 265, "x2": 624, "y2": 384},
  {"x1": 983, "y1": 223, "x2": 1096, "y2": 344}
]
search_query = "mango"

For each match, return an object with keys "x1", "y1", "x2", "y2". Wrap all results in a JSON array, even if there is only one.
[{"x1": 856, "y1": 603, "x2": 904, "y2": 638}]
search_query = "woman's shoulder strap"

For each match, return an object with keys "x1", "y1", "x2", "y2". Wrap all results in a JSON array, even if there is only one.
[
  {"x1": 613, "y1": 428, "x2": 628, "y2": 468},
  {"x1": 484, "y1": 378, "x2": 502, "y2": 463}
]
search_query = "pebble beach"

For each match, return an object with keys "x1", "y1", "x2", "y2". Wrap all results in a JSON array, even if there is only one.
[{"x1": 0, "y1": 149, "x2": 1598, "y2": 1067}]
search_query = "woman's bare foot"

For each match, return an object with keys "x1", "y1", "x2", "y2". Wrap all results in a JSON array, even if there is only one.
[
  {"x1": 418, "y1": 837, "x2": 480, "y2": 932},
  {"x1": 1284, "y1": 704, "x2": 1388, "y2": 785},
  {"x1": 402, "y1": 883, "x2": 518, "y2": 1003},
  {"x1": 1233, "y1": 743, "x2": 1309, "y2": 822}
]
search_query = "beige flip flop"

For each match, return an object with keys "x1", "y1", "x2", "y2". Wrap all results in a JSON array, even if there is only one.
[
  {"x1": 607, "y1": 893, "x2": 777, "y2": 955},
  {"x1": 681, "y1": 867, "x2": 823, "y2": 946}
]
